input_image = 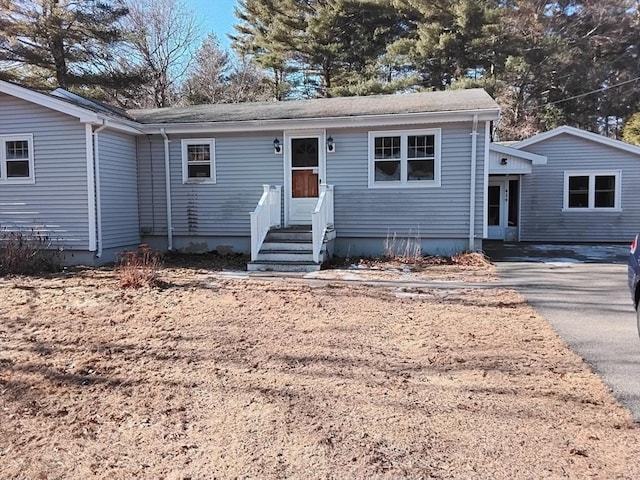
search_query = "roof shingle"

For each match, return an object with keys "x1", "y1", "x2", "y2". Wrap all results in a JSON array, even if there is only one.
[{"x1": 127, "y1": 89, "x2": 498, "y2": 125}]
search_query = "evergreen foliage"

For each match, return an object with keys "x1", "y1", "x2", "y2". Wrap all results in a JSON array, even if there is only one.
[
  {"x1": 2, "y1": 0, "x2": 640, "y2": 140},
  {"x1": 0, "y1": 0, "x2": 139, "y2": 90},
  {"x1": 232, "y1": 0, "x2": 640, "y2": 139}
]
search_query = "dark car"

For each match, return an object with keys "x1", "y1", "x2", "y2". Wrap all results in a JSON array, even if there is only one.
[{"x1": 628, "y1": 234, "x2": 640, "y2": 334}]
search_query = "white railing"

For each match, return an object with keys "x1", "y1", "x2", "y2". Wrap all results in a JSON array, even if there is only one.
[
  {"x1": 250, "y1": 185, "x2": 282, "y2": 261},
  {"x1": 311, "y1": 184, "x2": 334, "y2": 263}
]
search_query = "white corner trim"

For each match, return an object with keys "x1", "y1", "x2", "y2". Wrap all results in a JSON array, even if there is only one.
[
  {"x1": 468, "y1": 115, "x2": 478, "y2": 251},
  {"x1": 515, "y1": 125, "x2": 640, "y2": 156},
  {"x1": 85, "y1": 124, "x2": 97, "y2": 251},
  {"x1": 483, "y1": 121, "x2": 490, "y2": 239}
]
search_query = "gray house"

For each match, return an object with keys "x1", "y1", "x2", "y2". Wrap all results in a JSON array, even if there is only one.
[
  {"x1": 0, "y1": 81, "x2": 142, "y2": 265},
  {"x1": 486, "y1": 126, "x2": 640, "y2": 243},
  {"x1": 6, "y1": 80, "x2": 635, "y2": 271},
  {"x1": 0, "y1": 80, "x2": 501, "y2": 270}
]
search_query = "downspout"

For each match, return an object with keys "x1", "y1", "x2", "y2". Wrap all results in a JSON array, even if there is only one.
[
  {"x1": 85, "y1": 124, "x2": 97, "y2": 252},
  {"x1": 468, "y1": 115, "x2": 479, "y2": 252},
  {"x1": 160, "y1": 128, "x2": 173, "y2": 250},
  {"x1": 93, "y1": 121, "x2": 108, "y2": 258}
]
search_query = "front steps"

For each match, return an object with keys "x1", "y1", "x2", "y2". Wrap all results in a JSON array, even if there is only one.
[{"x1": 247, "y1": 226, "x2": 335, "y2": 273}]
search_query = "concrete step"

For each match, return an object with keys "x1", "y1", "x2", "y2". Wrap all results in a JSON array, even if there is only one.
[
  {"x1": 255, "y1": 250, "x2": 324, "y2": 263},
  {"x1": 247, "y1": 260, "x2": 321, "y2": 273},
  {"x1": 266, "y1": 231, "x2": 312, "y2": 242},
  {"x1": 265, "y1": 227, "x2": 336, "y2": 243},
  {"x1": 260, "y1": 240, "x2": 313, "y2": 252}
]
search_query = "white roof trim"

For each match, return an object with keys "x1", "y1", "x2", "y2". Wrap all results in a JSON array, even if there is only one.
[
  {"x1": 0, "y1": 79, "x2": 499, "y2": 135},
  {"x1": 139, "y1": 108, "x2": 500, "y2": 135},
  {"x1": 0, "y1": 80, "x2": 144, "y2": 134},
  {"x1": 489, "y1": 143, "x2": 547, "y2": 165},
  {"x1": 514, "y1": 125, "x2": 640, "y2": 156},
  {"x1": 0, "y1": 80, "x2": 99, "y2": 122}
]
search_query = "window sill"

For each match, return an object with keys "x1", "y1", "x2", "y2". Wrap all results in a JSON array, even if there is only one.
[
  {"x1": 561, "y1": 208, "x2": 622, "y2": 213},
  {"x1": 0, "y1": 178, "x2": 36, "y2": 185},
  {"x1": 368, "y1": 181, "x2": 441, "y2": 189},
  {"x1": 183, "y1": 179, "x2": 216, "y2": 185}
]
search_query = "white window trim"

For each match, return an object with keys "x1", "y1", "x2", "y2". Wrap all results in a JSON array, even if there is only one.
[
  {"x1": 0, "y1": 133, "x2": 35, "y2": 184},
  {"x1": 368, "y1": 128, "x2": 441, "y2": 189},
  {"x1": 562, "y1": 170, "x2": 622, "y2": 212},
  {"x1": 181, "y1": 138, "x2": 216, "y2": 184}
]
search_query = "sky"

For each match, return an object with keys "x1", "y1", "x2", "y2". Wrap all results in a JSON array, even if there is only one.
[{"x1": 185, "y1": 0, "x2": 239, "y2": 50}]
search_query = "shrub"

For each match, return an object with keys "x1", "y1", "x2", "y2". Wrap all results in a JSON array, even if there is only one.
[
  {"x1": 116, "y1": 244, "x2": 162, "y2": 289},
  {"x1": 0, "y1": 229, "x2": 62, "y2": 275}
]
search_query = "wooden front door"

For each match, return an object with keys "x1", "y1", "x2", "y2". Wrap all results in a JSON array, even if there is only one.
[{"x1": 287, "y1": 135, "x2": 323, "y2": 224}]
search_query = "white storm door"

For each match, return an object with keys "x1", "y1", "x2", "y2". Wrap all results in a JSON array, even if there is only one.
[
  {"x1": 286, "y1": 134, "x2": 324, "y2": 225},
  {"x1": 487, "y1": 181, "x2": 507, "y2": 240}
]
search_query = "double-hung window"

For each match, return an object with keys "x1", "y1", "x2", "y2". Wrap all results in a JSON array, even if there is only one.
[
  {"x1": 181, "y1": 139, "x2": 215, "y2": 184},
  {"x1": 368, "y1": 129, "x2": 441, "y2": 188},
  {"x1": 0, "y1": 134, "x2": 35, "y2": 184},
  {"x1": 563, "y1": 170, "x2": 621, "y2": 211}
]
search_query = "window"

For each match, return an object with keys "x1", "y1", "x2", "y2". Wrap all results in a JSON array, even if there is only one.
[
  {"x1": 0, "y1": 134, "x2": 34, "y2": 183},
  {"x1": 181, "y1": 139, "x2": 215, "y2": 183},
  {"x1": 369, "y1": 129, "x2": 440, "y2": 188},
  {"x1": 563, "y1": 171, "x2": 621, "y2": 211}
]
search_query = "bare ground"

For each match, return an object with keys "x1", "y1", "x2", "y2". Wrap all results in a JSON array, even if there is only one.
[{"x1": 1, "y1": 263, "x2": 639, "y2": 479}]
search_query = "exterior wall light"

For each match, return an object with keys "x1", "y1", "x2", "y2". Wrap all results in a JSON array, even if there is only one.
[
  {"x1": 274, "y1": 138, "x2": 282, "y2": 154},
  {"x1": 326, "y1": 136, "x2": 335, "y2": 153},
  {"x1": 500, "y1": 157, "x2": 508, "y2": 165}
]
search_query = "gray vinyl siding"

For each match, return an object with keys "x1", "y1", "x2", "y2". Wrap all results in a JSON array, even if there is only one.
[
  {"x1": 137, "y1": 135, "x2": 168, "y2": 234},
  {"x1": 327, "y1": 123, "x2": 485, "y2": 240},
  {"x1": 97, "y1": 129, "x2": 140, "y2": 249},
  {"x1": 520, "y1": 133, "x2": 640, "y2": 242},
  {"x1": 137, "y1": 124, "x2": 485, "y2": 244},
  {"x1": 138, "y1": 133, "x2": 284, "y2": 237},
  {"x1": 0, "y1": 93, "x2": 90, "y2": 250}
]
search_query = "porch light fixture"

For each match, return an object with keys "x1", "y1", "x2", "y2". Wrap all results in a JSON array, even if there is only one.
[
  {"x1": 500, "y1": 157, "x2": 508, "y2": 165},
  {"x1": 326, "y1": 136, "x2": 335, "y2": 153},
  {"x1": 273, "y1": 137, "x2": 282, "y2": 154}
]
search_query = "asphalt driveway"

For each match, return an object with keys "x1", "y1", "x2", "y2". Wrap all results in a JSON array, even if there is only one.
[{"x1": 484, "y1": 242, "x2": 640, "y2": 421}]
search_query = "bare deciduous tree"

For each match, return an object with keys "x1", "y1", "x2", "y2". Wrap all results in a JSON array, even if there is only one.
[{"x1": 123, "y1": 0, "x2": 200, "y2": 107}]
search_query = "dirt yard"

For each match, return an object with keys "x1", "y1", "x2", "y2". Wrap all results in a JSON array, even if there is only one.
[{"x1": 1, "y1": 262, "x2": 639, "y2": 479}]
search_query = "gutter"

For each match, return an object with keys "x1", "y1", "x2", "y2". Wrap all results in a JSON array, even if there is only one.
[
  {"x1": 93, "y1": 121, "x2": 108, "y2": 258},
  {"x1": 136, "y1": 109, "x2": 501, "y2": 135},
  {"x1": 160, "y1": 128, "x2": 173, "y2": 250},
  {"x1": 469, "y1": 114, "x2": 479, "y2": 252}
]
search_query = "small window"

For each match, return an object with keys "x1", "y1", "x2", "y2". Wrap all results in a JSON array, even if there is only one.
[
  {"x1": 0, "y1": 134, "x2": 35, "y2": 183},
  {"x1": 369, "y1": 129, "x2": 440, "y2": 188},
  {"x1": 563, "y1": 171, "x2": 621, "y2": 211},
  {"x1": 181, "y1": 139, "x2": 215, "y2": 183}
]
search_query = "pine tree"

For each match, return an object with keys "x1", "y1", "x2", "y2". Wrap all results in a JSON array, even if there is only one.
[
  {"x1": 232, "y1": 0, "x2": 407, "y2": 99},
  {"x1": 0, "y1": 0, "x2": 136, "y2": 90}
]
